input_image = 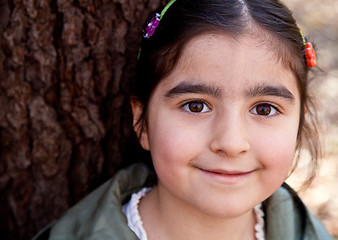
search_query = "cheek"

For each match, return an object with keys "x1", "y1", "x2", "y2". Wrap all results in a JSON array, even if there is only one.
[
  {"x1": 255, "y1": 123, "x2": 298, "y2": 177},
  {"x1": 149, "y1": 125, "x2": 194, "y2": 162},
  {"x1": 147, "y1": 119, "x2": 204, "y2": 176}
]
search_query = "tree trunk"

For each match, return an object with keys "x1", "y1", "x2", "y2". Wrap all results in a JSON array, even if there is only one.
[{"x1": 0, "y1": 0, "x2": 161, "y2": 239}]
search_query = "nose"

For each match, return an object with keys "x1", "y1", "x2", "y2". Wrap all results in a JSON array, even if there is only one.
[{"x1": 209, "y1": 112, "x2": 250, "y2": 158}]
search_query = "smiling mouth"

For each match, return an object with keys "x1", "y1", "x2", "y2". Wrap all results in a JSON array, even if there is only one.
[
  {"x1": 204, "y1": 169, "x2": 252, "y2": 175},
  {"x1": 197, "y1": 167, "x2": 255, "y2": 183}
]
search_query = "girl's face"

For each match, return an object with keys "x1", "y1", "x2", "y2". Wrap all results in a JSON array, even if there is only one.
[{"x1": 135, "y1": 33, "x2": 301, "y2": 218}]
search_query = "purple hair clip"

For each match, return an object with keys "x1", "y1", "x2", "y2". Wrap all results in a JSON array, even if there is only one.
[{"x1": 143, "y1": 13, "x2": 160, "y2": 38}]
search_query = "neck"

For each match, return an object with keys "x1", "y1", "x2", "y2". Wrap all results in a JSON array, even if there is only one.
[{"x1": 139, "y1": 185, "x2": 257, "y2": 240}]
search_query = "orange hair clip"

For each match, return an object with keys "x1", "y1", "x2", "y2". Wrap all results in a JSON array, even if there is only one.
[
  {"x1": 301, "y1": 31, "x2": 316, "y2": 68},
  {"x1": 304, "y1": 42, "x2": 316, "y2": 68}
]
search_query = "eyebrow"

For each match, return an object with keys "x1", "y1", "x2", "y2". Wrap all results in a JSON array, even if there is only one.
[
  {"x1": 165, "y1": 82, "x2": 222, "y2": 98},
  {"x1": 165, "y1": 82, "x2": 295, "y2": 101},
  {"x1": 246, "y1": 84, "x2": 295, "y2": 101}
]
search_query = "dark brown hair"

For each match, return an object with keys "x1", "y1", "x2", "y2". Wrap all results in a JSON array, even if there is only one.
[{"x1": 132, "y1": 0, "x2": 320, "y2": 186}]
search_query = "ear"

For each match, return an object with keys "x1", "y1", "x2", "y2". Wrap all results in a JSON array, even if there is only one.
[{"x1": 130, "y1": 96, "x2": 150, "y2": 151}]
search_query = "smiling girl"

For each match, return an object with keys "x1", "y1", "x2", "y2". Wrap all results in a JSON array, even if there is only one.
[{"x1": 35, "y1": 0, "x2": 333, "y2": 239}]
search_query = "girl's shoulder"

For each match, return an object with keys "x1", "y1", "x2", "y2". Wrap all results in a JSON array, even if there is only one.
[
  {"x1": 33, "y1": 163, "x2": 153, "y2": 240},
  {"x1": 264, "y1": 183, "x2": 334, "y2": 240}
]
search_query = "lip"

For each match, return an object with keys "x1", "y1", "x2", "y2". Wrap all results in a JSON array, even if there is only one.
[{"x1": 197, "y1": 167, "x2": 255, "y2": 184}]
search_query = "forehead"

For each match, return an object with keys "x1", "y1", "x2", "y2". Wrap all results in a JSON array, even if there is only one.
[
  {"x1": 179, "y1": 32, "x2": 279, "y2": 68},
  {"x1": 158, "y1": 32, "x2": 299, "y2": 99}
]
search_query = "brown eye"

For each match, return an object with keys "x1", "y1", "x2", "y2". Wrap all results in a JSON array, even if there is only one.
[
  {"x1": 182, "y1": 101, "x2": 211, "y2": 113},
  {"x1": 251, "y1": 103, "x2": 278, "y2": 116},
  {"x1": 256, "y1": 104, "x2": 271, "y2": 115},
  {"x1": 189, "y1": 102, "x2": 204, "y2": 112}
]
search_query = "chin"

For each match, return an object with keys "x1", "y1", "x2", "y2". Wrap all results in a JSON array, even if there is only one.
[{"x1": 193, "y1": 200, "x2": 256, "y2": 220}]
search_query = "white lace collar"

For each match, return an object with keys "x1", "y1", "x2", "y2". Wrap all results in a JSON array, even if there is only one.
[{"x1": 122, "y1": 188, "x2": 265, "y2": 240}]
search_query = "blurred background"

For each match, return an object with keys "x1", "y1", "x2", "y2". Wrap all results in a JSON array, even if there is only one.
[
  {"x1": 0, "y1": 0, "x2": 336, "y2": 239},
  {"x1": 284, "y1": 0, "x2": 338, "y2": 238}
]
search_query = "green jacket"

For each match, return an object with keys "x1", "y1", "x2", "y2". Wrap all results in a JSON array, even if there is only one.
[{"x1": 34, "y1": 163, "x2": 334, "y2": 240}]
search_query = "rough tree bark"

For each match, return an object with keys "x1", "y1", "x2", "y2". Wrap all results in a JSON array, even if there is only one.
[{"x1": 0, "y1": 0, "x2": 162, "y2": 239}]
